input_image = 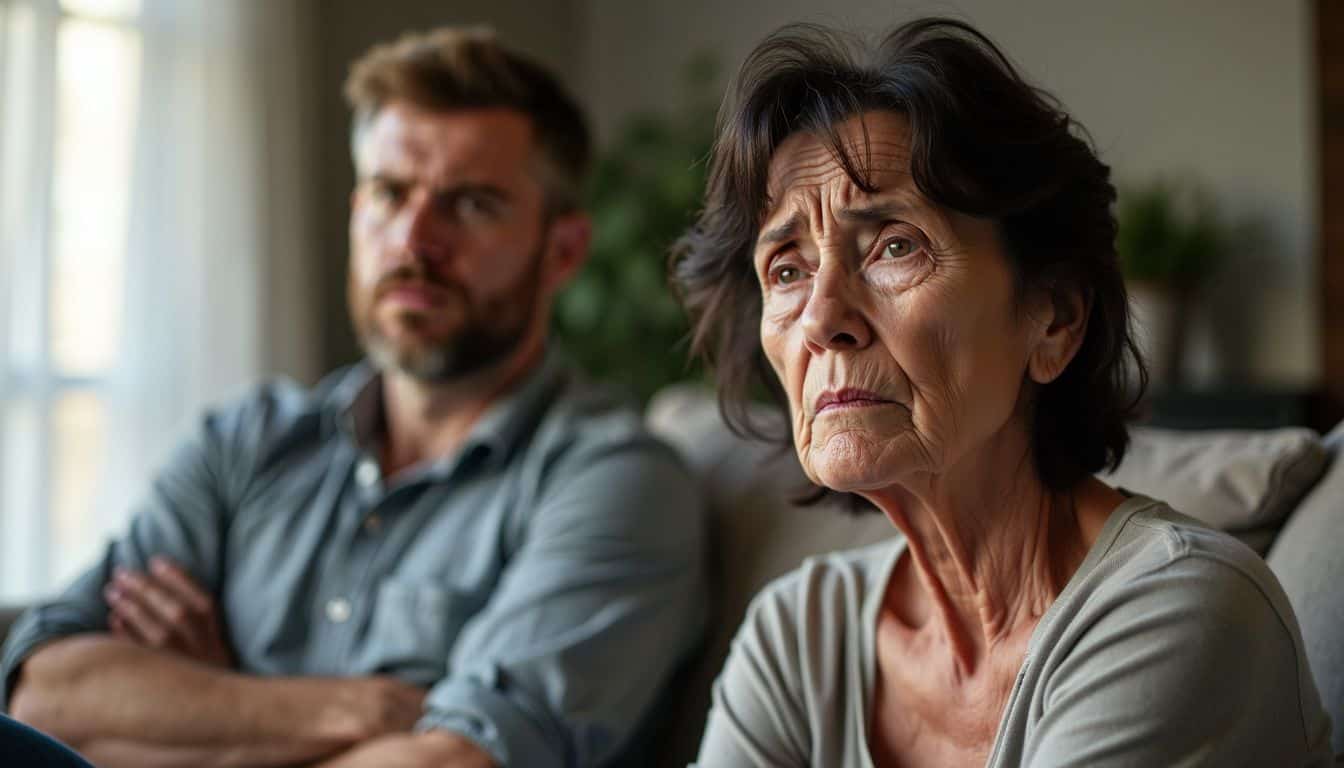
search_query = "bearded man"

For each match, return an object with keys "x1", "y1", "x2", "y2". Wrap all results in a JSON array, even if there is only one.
[{"x1": 1, "y1": 27, "x2": 705, "y2": 768}]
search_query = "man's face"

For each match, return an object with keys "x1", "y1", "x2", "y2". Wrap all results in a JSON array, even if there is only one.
[{"x1": 348, "y1": 102, "x2": 556, "y2": 382}]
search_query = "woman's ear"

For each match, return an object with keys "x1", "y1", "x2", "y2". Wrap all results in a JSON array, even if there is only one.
[
  {"x1": 1028, "y1": 285, "x2": 1090, "y2": 384},
  {"x1": 542, "y1": 212, "x2": 592, "y2": 292}
]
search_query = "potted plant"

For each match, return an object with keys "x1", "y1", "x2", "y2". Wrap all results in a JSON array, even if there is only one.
[
  {"x1": 1115, "y1": 179, "x2": 1225, "y2": 386},
  {"x1": 551, "y1": 56, "x2": 717, "y2": 404}
]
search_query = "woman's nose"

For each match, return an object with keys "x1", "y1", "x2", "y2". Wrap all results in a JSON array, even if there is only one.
[{"x1": 799, "y1": 266, "x2": 873, "y2": 354}]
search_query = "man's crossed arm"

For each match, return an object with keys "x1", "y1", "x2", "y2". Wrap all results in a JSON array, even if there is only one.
[{"x1": 9, "y1": 559, "x2": 493, "y2": 768}]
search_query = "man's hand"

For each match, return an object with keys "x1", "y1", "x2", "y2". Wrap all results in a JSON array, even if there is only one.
[
  {"x1": 104, "y1": 557, "x2": 235, "y2": 668},
  {"x1": 322, "y1": 677, "x2": 428, "y2": 742}
]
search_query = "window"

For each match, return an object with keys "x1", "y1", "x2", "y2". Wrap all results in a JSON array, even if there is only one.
[{"x1": 0, "y1": 0, "x2": 142, "y2": 600}]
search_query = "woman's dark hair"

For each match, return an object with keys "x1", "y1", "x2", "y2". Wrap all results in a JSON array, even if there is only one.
[{"x1": 671, "y1": 17, "x2": 1146, "y2": 495}]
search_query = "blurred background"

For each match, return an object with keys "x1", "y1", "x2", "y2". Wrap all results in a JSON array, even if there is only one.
[{"x1": 0, "y1": 0, "x2": 1334, "y2": 600}]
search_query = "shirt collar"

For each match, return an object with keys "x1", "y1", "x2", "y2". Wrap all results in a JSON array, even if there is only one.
[{"x1": 323, "y1": 346, "x2": 570, "y2": 473}]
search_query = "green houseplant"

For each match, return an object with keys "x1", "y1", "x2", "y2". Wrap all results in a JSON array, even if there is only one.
[
  {"x1": 552, "y1": 58, "x2": 718, "y2": 404},
  {"x1": 1115, "y1": 179, "x2": 1226, "y2": 385}
]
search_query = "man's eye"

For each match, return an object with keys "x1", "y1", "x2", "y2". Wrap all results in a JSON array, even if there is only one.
[
  {"x1": 881, "y1": 237, "x2": 916, "y2": 259},
  {"x1": 370, "y1": 183, "x2": 404, "y2": 206},
  {"x1": 455, "y1": 194, "x2": 496, "y2": 219}
]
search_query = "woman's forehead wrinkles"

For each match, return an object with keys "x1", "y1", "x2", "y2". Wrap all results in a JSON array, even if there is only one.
[
  {"x1": 766, "y1": 142, "x2": 837, "y2": 197},
  {"x1": 767, "y1": 130, "x2": 912, "y2": 196},
  {"x1": 763, "y1": 152, "x2": 918, "y2": 237}
]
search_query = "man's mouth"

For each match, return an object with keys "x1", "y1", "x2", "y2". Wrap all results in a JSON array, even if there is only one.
[{"x1": 378, "y1": 282, "x2": 450, "y2": 311}]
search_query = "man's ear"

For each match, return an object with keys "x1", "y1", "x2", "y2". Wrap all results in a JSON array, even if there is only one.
[
  {"x1": 542, "y1": 212, "x2": 592, "y2": 291},
  {"x1": 1028, "y1": 285, "x2": 1090, "y2": 385}
]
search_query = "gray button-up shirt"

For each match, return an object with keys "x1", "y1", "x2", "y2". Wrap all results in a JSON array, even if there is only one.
[{"x1": 0, "y1": 349, "x2": 707, "y2": 766}]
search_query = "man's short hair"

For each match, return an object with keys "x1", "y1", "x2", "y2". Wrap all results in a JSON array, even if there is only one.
[{"x1": 344, "y1": 27, "x2": 591, "y2": 214}]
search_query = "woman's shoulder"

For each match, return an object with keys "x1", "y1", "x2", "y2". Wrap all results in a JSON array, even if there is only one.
[
  {"x1": 1099, "y1": 496, "x2": 1289, "y2": 600},
  {"x1": 707, "y1": 538, "x2": 905, "y2": 764},
  {"x1": 728, "y1": 538, "x2": 905, "y2": 693},
  {"x1": 1068, "y1": 496, "x2": 1302, "y2": 636},
  {"x1": 1038, "y1": 495, "x2": 1321, "y2": 710},
  {"x1": 1021, "y1": 496, "x2": 1334, "y2": 762},
  {"x1": 1055, "y1": 494, "x2": 1322, "y2": 708},
  {"x1": 746, "y1": 536, "x2": 906, "y2": 630}
]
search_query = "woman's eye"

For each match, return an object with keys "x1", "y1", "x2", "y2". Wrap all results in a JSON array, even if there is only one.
[
  {"x1": 772, "y1": 265, "x2": 803, "y2": 285},
  {"x1": 881, "y1": 237, "x2": 916, "y2": 259}
]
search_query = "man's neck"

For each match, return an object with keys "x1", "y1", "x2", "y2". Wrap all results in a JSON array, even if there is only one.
[{"x1": 376, "y1": 338, "x2": 545, "y2": 478}]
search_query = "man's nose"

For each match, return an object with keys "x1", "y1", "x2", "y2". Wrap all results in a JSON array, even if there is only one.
[
  {"x1": 389, "y1": 195, "x2": 449, "y2": 263},
  {"x1": 799, "y1": 263, "x2": 873, "y2": 354}
]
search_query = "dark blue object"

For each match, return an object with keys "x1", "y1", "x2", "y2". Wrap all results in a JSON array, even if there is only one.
[{"x1": 0, "y1": 715, "x2": 92, "y2": 767}]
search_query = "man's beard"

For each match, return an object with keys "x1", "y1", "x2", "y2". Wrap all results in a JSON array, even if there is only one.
[{"x1": 352, "y1": 245, "x2": 545, "y2": 383}]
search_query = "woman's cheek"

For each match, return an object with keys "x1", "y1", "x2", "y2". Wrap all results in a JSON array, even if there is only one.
[
  {"x1": 868, "y1": 256, "x2": 933, "y2": 295},
  {"x1": 760, "y1": 310, "x2": 788, "y2": 376},
  {"x1": 761, "y1": 285, "x2": 807, "y2": 322},
  {"x1": 760, "y1": 288, "x2": 806, "y2": 369}
]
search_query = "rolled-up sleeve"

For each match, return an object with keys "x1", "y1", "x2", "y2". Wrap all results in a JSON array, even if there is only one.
[
  {"x1": 417, "y1": 436, "x2": 707, "y2": 766},
  {"x1": 0, "y1": 402, "x2": 246, "y2": 710}
]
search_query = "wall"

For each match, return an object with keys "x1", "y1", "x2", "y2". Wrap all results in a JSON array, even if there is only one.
[
  {"x1": 310, "y1": 0, "x2": 585, "y2": 369},
  {"x1": 579, "y1": 0, "x2": 1319, "y2": 387},
  {"x1": 306, "y1": 1, "x2": 1318, "y2": 386}
]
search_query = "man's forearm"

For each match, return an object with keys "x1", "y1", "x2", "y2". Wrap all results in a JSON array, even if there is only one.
[
  {"x1": 79, "y1": 737, "x2": 336, "y2": 768},
  {"x1": 10, "y1": 634, "x2": 407, "y2": 766},
  {"x1": 313, "y1": 730, "x2": 496, "y2": 768}
]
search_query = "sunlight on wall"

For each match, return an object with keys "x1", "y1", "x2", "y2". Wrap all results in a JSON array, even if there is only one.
[{"x1": 50, "y1": 20, "x2": 140, "y2": 376}]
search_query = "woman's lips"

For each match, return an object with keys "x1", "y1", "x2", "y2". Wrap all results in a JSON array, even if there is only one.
[{"x1": 813, "y1": 388, "x2": 894, "y2": 415}]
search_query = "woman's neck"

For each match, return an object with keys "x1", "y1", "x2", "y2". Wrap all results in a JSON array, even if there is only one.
[{"x1": 865, "y1": 428, "x2": 1119, "y2": 678}]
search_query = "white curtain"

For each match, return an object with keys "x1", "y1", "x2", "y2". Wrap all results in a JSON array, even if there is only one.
[
  {"x1": 96, "y1": 0, "x2": 321, "y2": 536},
  {"x1": 0, "y1": 0, "x2": 319, "y2": 599}
]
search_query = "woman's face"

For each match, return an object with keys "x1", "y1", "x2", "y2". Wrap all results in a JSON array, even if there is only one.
[{"x1": 755, "y1": 110, "x2": 1053, "y2": 493}]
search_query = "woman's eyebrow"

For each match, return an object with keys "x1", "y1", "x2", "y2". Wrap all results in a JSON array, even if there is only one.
[
  {"x1": 757, "y1": 212, "x2": 804, "y2": 248},
  {"x1": 838, "y1": 201, "x2": 915, "y2": 223},
  {"x1": 756, "y1": 200, "x2": 919, "y2": 251}
]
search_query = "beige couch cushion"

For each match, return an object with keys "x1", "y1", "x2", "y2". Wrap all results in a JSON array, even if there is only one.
[
  {"x1": 1101, "y1": 427, "x2": 1328, "y2": 553},
  {"x1": 646, "y1": 385, "x2": 895, "y2": 598}
]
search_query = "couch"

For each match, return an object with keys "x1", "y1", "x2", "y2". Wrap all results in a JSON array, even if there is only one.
[{"x1": 3, "y1": 386, "x2": 1342, "y2": 764}]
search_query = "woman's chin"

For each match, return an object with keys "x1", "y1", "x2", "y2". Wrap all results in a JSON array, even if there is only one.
[
  {"x1": 805, "y1": 453, "x2": 899, "y2": 494},
  {"x1": 800, "y1": 429, "x2": 909, "y2": 491}
]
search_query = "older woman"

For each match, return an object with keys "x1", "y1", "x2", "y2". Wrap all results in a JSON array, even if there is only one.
[{"x1": 674, "y1": 18, "x2": 1334, "y2": 768}]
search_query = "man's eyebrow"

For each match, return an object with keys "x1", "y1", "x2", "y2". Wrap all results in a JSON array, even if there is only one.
[
  {"x1": 757, "y1": 213, "x2": 803, "y2": 249},
  {"x1": 363, "y1": 175, "x2": 512, "y2": 203},
  {"x1": 365, "y1": 171, "x2": 409, "y2": 186},
  {"x1": 427, "y1": 180, "x2": 510, "y2": 204},
  {"x1": 432, "y1": 182, "x2": 511, "y2": 201}
]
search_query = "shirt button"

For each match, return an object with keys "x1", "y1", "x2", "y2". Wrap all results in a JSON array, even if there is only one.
[
  {"x1": 325, "y1": 598, "x2": 352, "y2": 623},
  {"x1": 355, "y1": 459, "x2": 379, "y2": 488},
  {"x1": 363, "y1": 515, "x2": 382, "y2": 534}
]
